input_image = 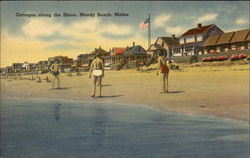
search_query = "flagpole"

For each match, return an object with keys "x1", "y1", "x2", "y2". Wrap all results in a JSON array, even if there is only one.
[{"x1": 148, "y1": 13, "x2": 151, "y2": 49}]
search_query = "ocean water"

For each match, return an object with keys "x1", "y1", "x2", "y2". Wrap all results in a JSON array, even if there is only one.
[{"x1": 1, "y1": 98, "x2": 249, "y2": 158}]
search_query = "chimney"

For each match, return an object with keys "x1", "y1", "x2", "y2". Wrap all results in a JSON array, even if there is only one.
[
  {"x1": 172, "y1": 34, "x2": 175, "y2": 39},
  {"x1": 197, "y1": 23, "x2": 202, "y2": 28},
  {"x1": 132, "y1": 42, "x2": 135, "y2": 47}
]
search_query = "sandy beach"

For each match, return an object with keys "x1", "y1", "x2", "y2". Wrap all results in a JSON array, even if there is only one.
[{"x1": 1, "y1": 63, "x2": 249, "y2": 122}]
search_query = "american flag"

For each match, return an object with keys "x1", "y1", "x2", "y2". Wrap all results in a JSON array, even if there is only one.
[{"x1": 140, "y1": 17, "x2": 150, "y2": 29}]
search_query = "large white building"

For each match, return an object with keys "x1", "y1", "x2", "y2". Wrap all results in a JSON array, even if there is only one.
[{"x1": 172, "y1": 23, "x2": 223, "y2": 56}]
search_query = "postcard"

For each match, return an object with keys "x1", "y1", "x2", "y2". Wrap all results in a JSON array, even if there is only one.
[{"x1": 0, "y1": 1, "x2": 249, "y2": 158}]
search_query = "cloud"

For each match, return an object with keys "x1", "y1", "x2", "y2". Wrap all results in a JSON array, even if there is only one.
[
  {"x1": 165, "y1": 26, "x2": 185, "y2": 35},
  {"x1": 154, "y1": 13, "x2": 171, "y2": 28},
  {"x1": 220, "y1": 5, "x2": 237, "y2": 14},
  {"x1": 236, "y1": 18, "x2": 248, "y2": 25},
  {"x1": 22, "y1": 18, "x2": 133, "y2": 40},
  {"x1": 197, "y1": 13, "x2": 218, "y2": 23},
  {"x1": 46, "y1": 43, "x2": 81, "y2": 51},
  {"x1": 105, "y1": 24, "x2": 133, "y2": 36},
  {"x1": 67, "y1": 18, "x2": 101, "y2": 35},
  {"x1": 37, "y1": 32, "x2": 72, "y2": 42},
  {"x1": 22, "y1": 19, "x2": 63, "y2": 37}
]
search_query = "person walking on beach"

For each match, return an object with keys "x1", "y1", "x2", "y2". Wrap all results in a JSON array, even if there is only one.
[
  {"x1": 50, "y1": 59, "x2": 61, "y2": 89},
  {"x1": 89, "y1": 53, "x2": 104, "y2": 97},
  {"x1": 157, "y1": 50, "x2": 169, "y2": 93}
]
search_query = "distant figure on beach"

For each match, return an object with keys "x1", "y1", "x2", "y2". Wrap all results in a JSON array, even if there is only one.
[
  {"x1": 190, "y1": 46, "x2": 199, "y2": 63},
  {"x1": 37, "y1": 76, "x2": 41, "y2": 83},
  {"x1": 50, "y1": 60, "x2": 61, "y2": 89},
  {"x1": 45, "y1": 76, "x2": 51, "y2": 82},
  {"x1": 89, "y1": 53, "x2": 104, "y2": 97},
  {"x1": 157, "y1": 51, "x2": 169, "y2": 93}
]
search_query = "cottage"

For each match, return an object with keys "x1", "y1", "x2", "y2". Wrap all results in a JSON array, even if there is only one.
[
  {"x1": 12, "y1": 63, "x2": 24, "y2": 73},
  {"x1": 75, "y1": 54, "x2": 91, "y2": 67},
  {"x1": 0, "y1": 67, "x2": 10, "y2": 75},
  {"x1": 90, "y1": 46, "x2": 110, "y2": 57},
  {"x1": 2, "y1": 66, "x2": 13, "y2": 74},
  {"x1": 48, "y1": 56, "x2": 73, "y2": 72},
  {"x1": 28, "y1": 63, "x2": 37, "y2": 72},
  {"x1": 203, "y1": 29, "x2": 250, "y2": 53},
  {"x1": 106, "y1": 43, "x2": 147, "y2": 70},
  {"x1": 109, "y1": 47, "x2": 127, "y2": 64},
  {"x1": 36, "y1": 60, "x2": 49, "y2": 71},
  {"x1": 173, "y1": 23, "x2": 223, "y2": 56},
  {"x1": 148, "y1": 35, "x2": 179, "y2": 58},
  {"x1": 90, "y1": 46, "x2": 110, "y2": 64},
  {"x1": 123, "y1": 43, "x2": 147, "y2": 61}
]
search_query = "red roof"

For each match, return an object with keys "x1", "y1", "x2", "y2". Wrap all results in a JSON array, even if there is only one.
[
  {"x1": 180, "y1": 24, "x2": 214, "y2": 37},
  {"x1": 113, "y1": 48, "x2": 126, "y2": 56}
]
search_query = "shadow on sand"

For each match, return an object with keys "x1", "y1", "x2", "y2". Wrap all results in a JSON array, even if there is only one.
[
  {"x1": 166, "y1": 90, "x2": 185, "y2": 94},
  {"x1": 102, "y1": 84, "x2": 112, "y2": 87},
  {"x1": 49, "y1": 87, "x2": 71, "y2": 90},
  {"x1": 94, "y1": 95, "x2": 123, "y2": 98}
]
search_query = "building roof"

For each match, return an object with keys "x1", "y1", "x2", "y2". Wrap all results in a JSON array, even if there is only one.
[
  {"x1": 216, "y1": 32, "x2": 235, "y2": 45},
  {"x1": 37, "y1": 61, "x2": 48, "y2": 65},
  {"x1": 90, "y1": 46, "x2": 109, "y2": 55},
  {"x1": 180, "y1": 24, "x2": 214, "y2": 37},
  {"x1": 246, "y1": 32, "x2": 250, "y2": 41},
  {"x1": 148, "y1": 43, "x2": 166, "y2": 51},
  {"x1": 123, "y1": 45, "x2": 146, "y2": 55},
  {"x1": 203, "y1": 34, "x2": 221, "y2": 46},
  {"x1": 203, "y1": 28, "x2": 250, "y2": 47},
  {"x1": 231, "y1": 29, "x2": 250, "y2": 43},
  {"x1": 113, "y1": 47, "x2": 126, "y2": 56},
  {"x1": 78, "y1": 54, "x2": 90, "y2": 59},
  {"x1": 160, "y1": 37, "x2": 179, "y2": 46}
]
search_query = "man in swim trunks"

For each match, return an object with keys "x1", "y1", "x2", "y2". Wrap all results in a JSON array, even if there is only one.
[
  {"x1": 50, "y1": 59, "x2": 61, "y2": 89},
  {"x1": 89, "y1": 53, "x2": 104, "y2": 97}
]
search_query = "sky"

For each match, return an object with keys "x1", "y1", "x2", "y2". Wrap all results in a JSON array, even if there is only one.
[{"x1": 1, "y1": 1, "x2": 249, "y2": 67}]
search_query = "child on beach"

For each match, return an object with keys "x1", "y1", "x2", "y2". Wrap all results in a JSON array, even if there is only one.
[
  {"x1": 50, "y1": 60, "x2": 61, "y2": 89},
  {"x1": 89, "y1": 53, "x2": 104, "y2": 97},
  {"x1": 157, "y1": 50, "x2": 169, "y2": 93}
]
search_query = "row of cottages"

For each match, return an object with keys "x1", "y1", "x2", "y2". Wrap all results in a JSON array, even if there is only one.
[
  {"x1": 172, "y1": 23, "x2": 224, "y2": 56},
  {"x1": 75, "y1": 44, "x2": 147, "y2": 69},
  {"x1": 203, "y1": 28, "x2": 250, "y2": 53},
  {"x1": 147, "y1": 35, "x2": 179, "y2": 59},
  {"x1": 1, "y1": 56, "x2": 74, "y2": 74},
  {"x1": 1, "y1": 62, "x2": 33, "y2": 74}
]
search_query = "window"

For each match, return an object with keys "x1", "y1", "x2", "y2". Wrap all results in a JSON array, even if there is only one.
[
  {"x1": 184, "y1": 38, "x2": 186, "y2": 43},
  {"x1": 185, "y1": 46, "x2": 193, "y2": 51},
  {"x1": 194, "y1": 36, "x2": 197, "y2": 41}
]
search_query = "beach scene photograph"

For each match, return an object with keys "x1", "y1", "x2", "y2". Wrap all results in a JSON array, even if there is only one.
[{"x1": 0, "y1": 1, "x2": 249, "y2": 158}]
